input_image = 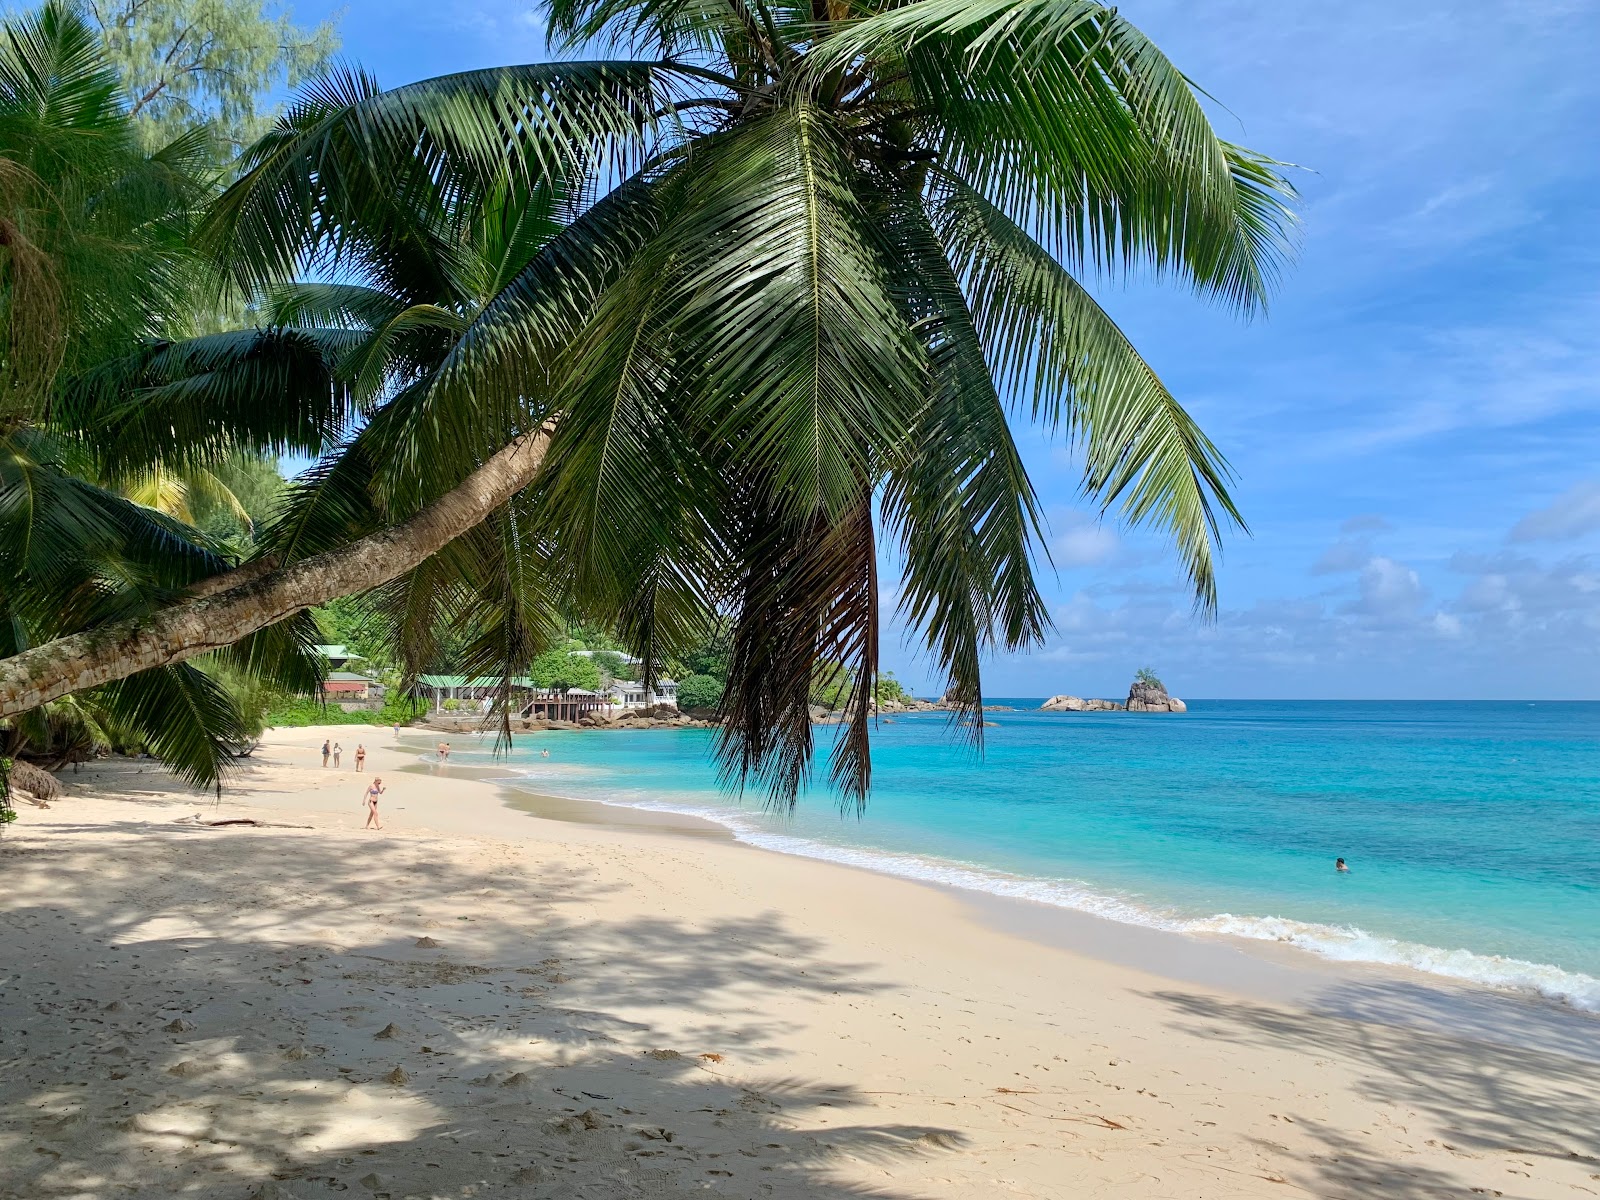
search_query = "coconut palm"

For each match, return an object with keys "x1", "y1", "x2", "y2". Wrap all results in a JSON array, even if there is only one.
[
  {"x1": 0, "y1": 3, "x2": 321, "y2": 788},
  {"x1": 0, "y1": 0, "x2": 1296, "y2": 808}
]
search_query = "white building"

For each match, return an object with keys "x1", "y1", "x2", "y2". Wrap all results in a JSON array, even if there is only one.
[{"x1": 606, "y1": 678, "x2": 678, "y2": 709}]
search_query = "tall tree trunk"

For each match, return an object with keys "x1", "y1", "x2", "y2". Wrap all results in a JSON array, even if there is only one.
[{"x1": 0, "y1": 423, "x2": 555, "y2": 718}]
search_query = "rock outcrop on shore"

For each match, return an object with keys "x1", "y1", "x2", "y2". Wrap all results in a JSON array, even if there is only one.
[
  {"x1": 1040, "y1": 680, "x2": 1187, "y2": 713},
  {"x1": 1040, "y1": 695, "x2": 1122, "y2": 712}
]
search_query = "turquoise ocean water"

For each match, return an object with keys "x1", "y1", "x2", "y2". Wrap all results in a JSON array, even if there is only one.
[{"x1": 437, "y1": 700, "x2": 1600, "y2": 1011}]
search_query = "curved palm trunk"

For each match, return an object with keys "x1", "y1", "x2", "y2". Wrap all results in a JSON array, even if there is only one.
[{"x1": 0, "y1": 423, "x2": 555, "y2": 718}]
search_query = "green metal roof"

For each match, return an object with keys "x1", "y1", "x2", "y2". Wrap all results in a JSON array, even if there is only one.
[{"x1": 415, "y1": 674, "x2": 536, "y2": 689}]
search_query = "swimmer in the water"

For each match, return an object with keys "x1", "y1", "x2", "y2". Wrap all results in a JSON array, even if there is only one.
[{"x1": 1335, "y1": 857, "x2": 1350, "y2": 873}]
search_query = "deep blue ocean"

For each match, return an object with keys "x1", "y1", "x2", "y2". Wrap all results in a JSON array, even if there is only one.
[{"x1": 438, "y1": 700, "x2": 1600, "y2": 1010}]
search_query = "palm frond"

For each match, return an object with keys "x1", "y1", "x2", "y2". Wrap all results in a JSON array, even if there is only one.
[
  {"x1": 200, "y1": 62, "x2": 673, "y2": 293},
  {"x1": 808, "y1": 0, "x2": 1297, "y2": 310},
  {"x1": 932, "y1": 171, "x2": 1242, "y2": 611},
  {"x1": 58, "y1": 328, "x2": 370, "y2": 471},
  {"x1": 879, "y1": 189, "x2": 1048, "y2": 740},
  {"x1": 659, "y1": 104, "x2": 924, "y2": 519},
  {"x1": 92, "y1": 663, "x2": 252, "y2": 789}
]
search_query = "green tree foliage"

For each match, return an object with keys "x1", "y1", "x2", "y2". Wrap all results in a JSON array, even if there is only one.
[
  {"x1": 676, "y1": 673, "x2": 722, "y2": 711},
  {"x1": 680, "y1": 628, "x2": 730, "y2": 683},
  {"x1": 262, "y1": 690, "x2": 426, "y2": 728},
  {"x1": 565, "y1": 621, "x2": 624, "y2": 651},
  {"x1": 527, "y1": 649, "x2": 602, "y2": 692},
  {"x1": 877, "y1": 672, "x2": 910, "y2": 704},
  {"x1": 0, "y1": 3, "x2": 321, "y2": 790},
  {"x1": 809, "y1": 663, "x2": 854, "y2": 713},
  {"x1": 87, "y1": 0, "x2": 337, "y2": 151},
  {"x1": 588, "y1": 649, "x2": 635, "y2": 683},
  {"x1": 1135, "y1": 666, "x2": 1164, "y2": 688}
]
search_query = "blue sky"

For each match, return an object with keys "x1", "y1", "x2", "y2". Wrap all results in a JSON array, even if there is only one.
[{"x1": 291, "y1": 0, "x2": 1600, "y2": 699}]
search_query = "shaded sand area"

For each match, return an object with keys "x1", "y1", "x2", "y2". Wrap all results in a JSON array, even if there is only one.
[{"x1": 3, "y1": 727, "x2": 1599, "y2": 1199}]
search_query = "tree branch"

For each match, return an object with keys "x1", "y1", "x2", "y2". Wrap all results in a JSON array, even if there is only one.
[{"x1": 0, "y1": 421, "x2": 556, "y2": 717}]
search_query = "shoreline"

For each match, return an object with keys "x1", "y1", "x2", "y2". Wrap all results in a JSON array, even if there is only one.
[
  {"x1": 4, "y1": 725, "x2": 1598, "y2": 1199},
  {"x1": 444, "y1": 738, "x2": 1600, "y2": 1020}
]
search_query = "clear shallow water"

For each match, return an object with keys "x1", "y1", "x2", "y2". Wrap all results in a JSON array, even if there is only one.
[{"x1": 441, "y1": 701, "x2": 1600, "y2": 1011}]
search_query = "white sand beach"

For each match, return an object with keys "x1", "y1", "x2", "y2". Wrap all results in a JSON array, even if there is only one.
[{"x1": 3, "y1": 725, "x2": 1598, "y2": 1200}]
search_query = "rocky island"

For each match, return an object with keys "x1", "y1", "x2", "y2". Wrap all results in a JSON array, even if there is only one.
[{"x1": 1040, "y1": 672, "x2": 1187, "y2": 714}]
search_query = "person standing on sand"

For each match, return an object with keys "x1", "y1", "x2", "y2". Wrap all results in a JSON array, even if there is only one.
[
  {"x1": 332, "y1": 741, "x2": 343, "y2": 768},
  {"x1": 321, "y1": 739, "x2": 330, "y2": 767},
  {"x1": 354, "y1": 744, "x2": 366, "y2": 772},
  {"x1": 363, "y1": 777, "x2": 386, "y2": 829}
]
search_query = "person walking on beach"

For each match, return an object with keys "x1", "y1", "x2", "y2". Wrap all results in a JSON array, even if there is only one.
[
  {"x1": 321, "y1": 739, "x2": 330, "y2": 767},
  {"x1": 332, "y1": 741, "x2": 343, "y2": 768},
  {"x1": 354, "y1": 744, "x2": 366, "y2": 772},
  {"x1": 363, "y1": 777, "x2": 386, "y2": 829}
]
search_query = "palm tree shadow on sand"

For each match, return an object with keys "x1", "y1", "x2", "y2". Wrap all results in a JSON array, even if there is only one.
[
  {"x1": 1, "y1": 820, "x2": 967, "y2": 1199},
  {"x1": 1145, "y1": 985, "x2": 1600, "y2": 1199}
]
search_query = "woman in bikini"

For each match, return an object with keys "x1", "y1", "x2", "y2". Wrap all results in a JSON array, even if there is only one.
[
  {"x1": 354, "y1": 744, "x2": 366, "y2": 772},
  {"x1": 364, "y1": 777, "x2": 386, "y2": 829}
]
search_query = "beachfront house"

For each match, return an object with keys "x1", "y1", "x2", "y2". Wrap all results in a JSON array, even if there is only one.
[
  {"x1": 305, "y1": 645, "x2": 383, "y2": 709},
  {"x1": 605, "y1": 677, "x2": 679, "y2": 709},
  {"x1": 323, "y1": 671, "x2": 385, "y2": 710},
  {"x1": 313, "y1": 644, "x2": 363, "y2": 671}
]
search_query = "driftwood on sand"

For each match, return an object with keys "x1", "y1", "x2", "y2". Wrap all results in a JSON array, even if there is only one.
[{"x1": 174, "y1": 815, "x2": 313, "y2": 830}]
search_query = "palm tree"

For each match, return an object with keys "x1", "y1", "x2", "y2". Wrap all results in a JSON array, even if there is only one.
[
  {"x1": 0, "y1": 0, "x2": 1295, "y2": 807},
  {"x1": 0, "y1": 3, "x2": 320, "y2": 789}
]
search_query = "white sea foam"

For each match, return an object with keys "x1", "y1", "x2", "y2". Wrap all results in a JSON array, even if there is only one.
[
  {"x1": 1185, "y1": 913, "x2": 1600, "y2": 1012},
  {"x1": 504, "y1": 777, "x2": 1600, "y2": 1015}
]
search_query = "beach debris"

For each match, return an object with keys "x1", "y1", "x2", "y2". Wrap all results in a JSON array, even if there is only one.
[
  {"x1": 637, "y1": 1126, "x2": 675, "y2": 1142},
  {"x1": 646, "y1": 1048, "x2": 681, "y2": 1061},
  {"x1": 174, "y1": 815, "x2": 310, "y2": 829},
  {"x1": 383, "y1": 1066, "x2": 408, "y2": 1086},
  {"x1": 372, "y1": 1023, "x2": 400, "y2": 1040},
  {"x1": 162, "y1": 1018, "x2": 195, "y2": 1032},
  {"x1": 413, "y1": 936, "x2": 441, "y2": 948},
  {"x1": 550, "y1": 1108, "x2": 606, "y2": 1133}
]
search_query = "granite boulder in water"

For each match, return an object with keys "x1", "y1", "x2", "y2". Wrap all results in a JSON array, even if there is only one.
[{"x1": 1125, "y1": 680, "x2": 1186, "y2": 712}]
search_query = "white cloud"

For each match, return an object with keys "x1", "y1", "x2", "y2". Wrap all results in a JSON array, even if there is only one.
[
  {"x1": 1049, "y1": 511, "x2": 1119, "y2": 568},
  {"x1": 1510, "y1": 480, "x2": 1600, "y2": 542},
  {"x1": 1349, "y1": 556, "x2": 1426, "y2": 620}
]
